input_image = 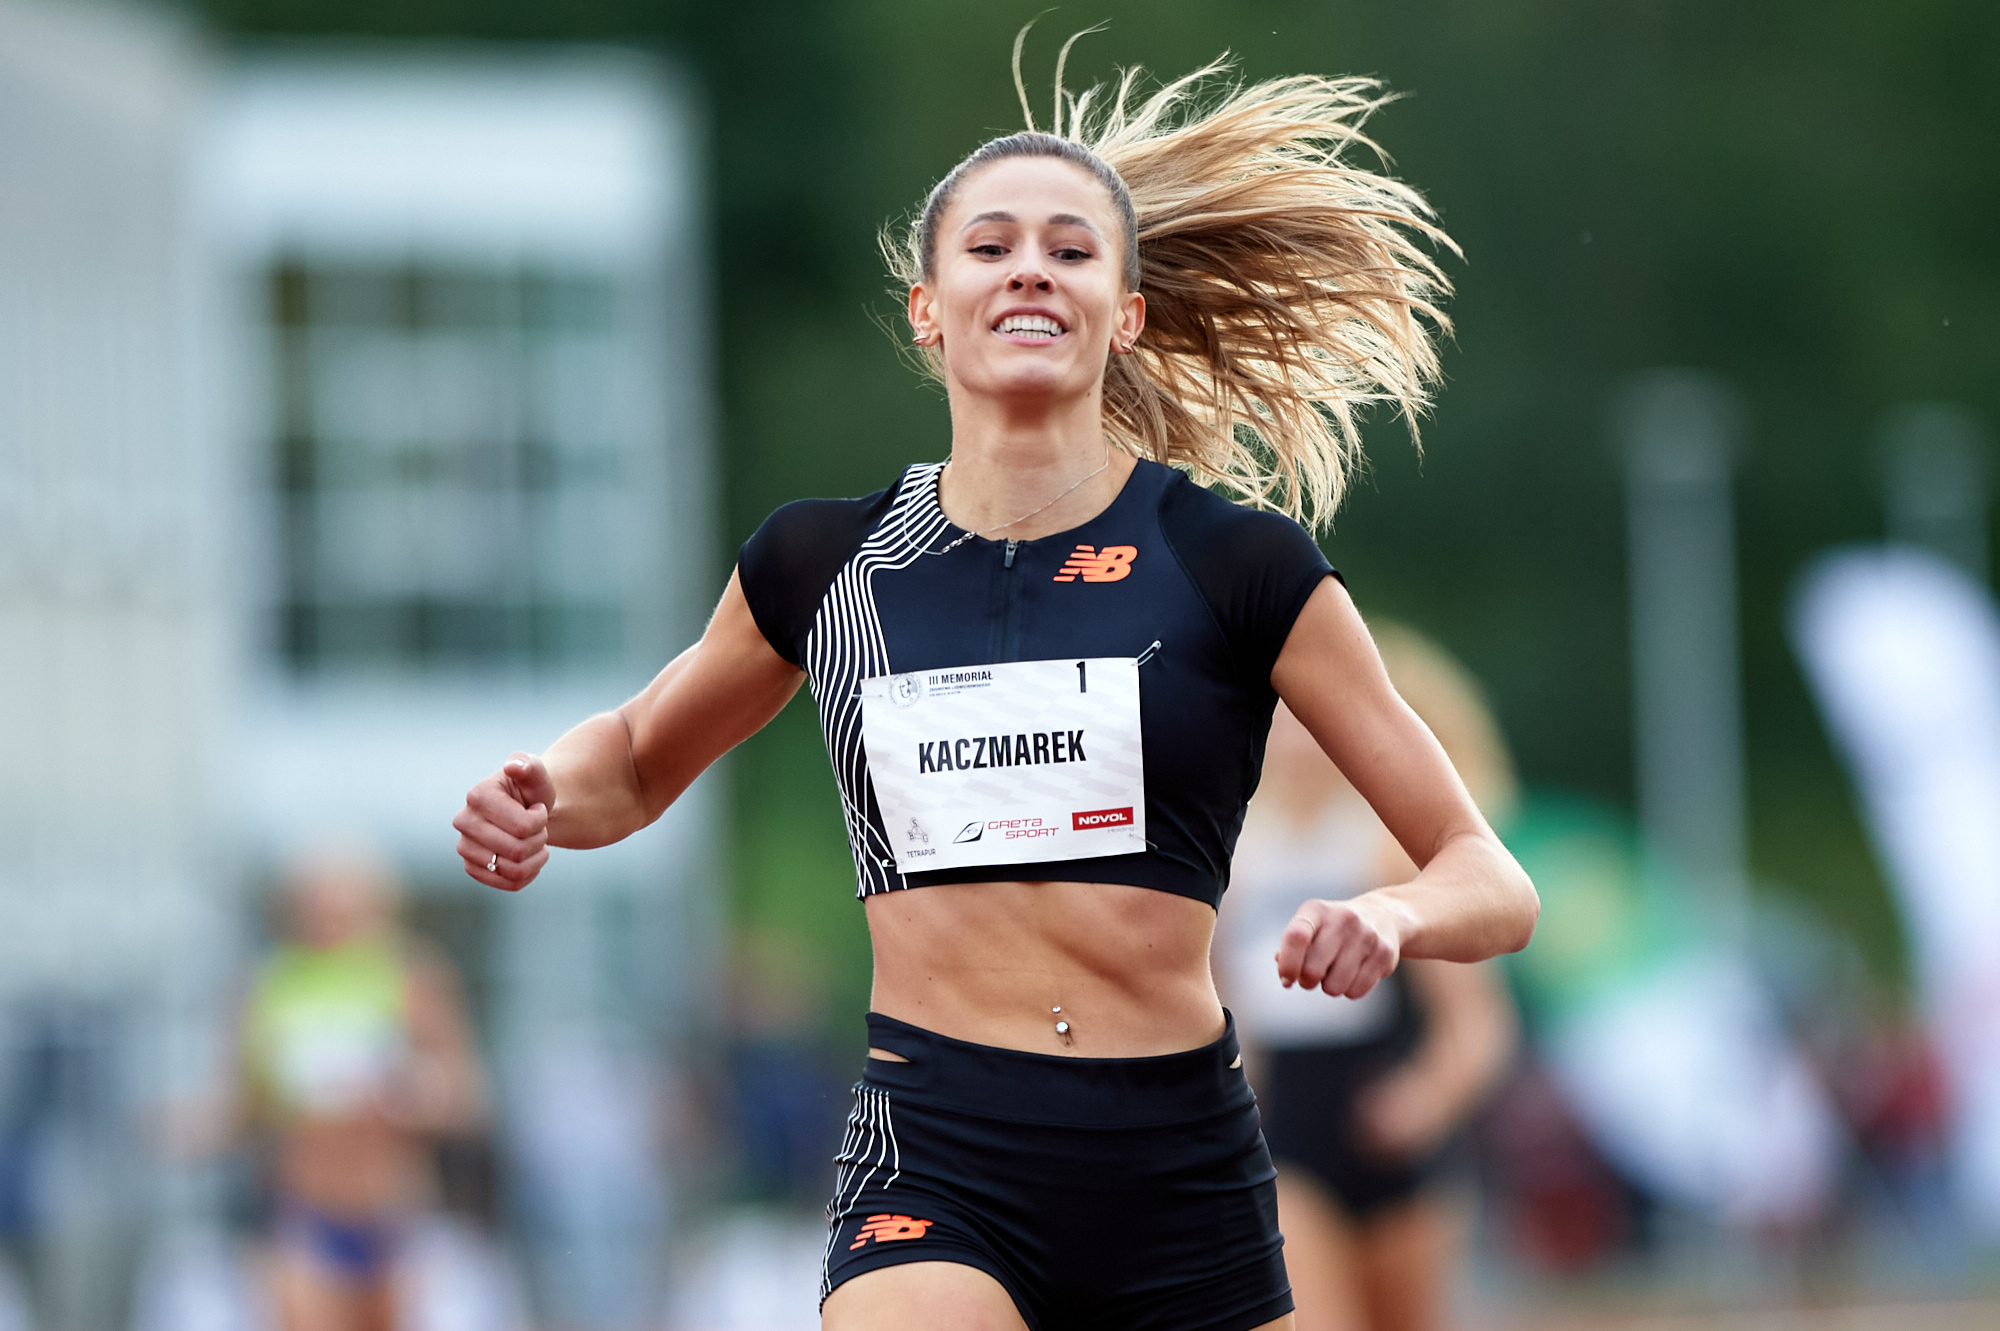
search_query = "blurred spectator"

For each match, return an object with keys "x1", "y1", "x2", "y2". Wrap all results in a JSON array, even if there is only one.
[
  {"x1": 1477, "y1": 1062, "x2": 1642, "y2": 1273},
  {"x1": 1219, "y1": 624, "x2": 1520, "y2": 1331},
  {"x1": 236, "y1": 848, "x2": 486, "y2": 1331},
  {"x1": 724, "y1": 929, "x2": 847, "y2": 1208}
]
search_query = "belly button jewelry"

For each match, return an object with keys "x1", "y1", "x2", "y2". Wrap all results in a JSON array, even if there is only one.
[{"x1": 1053, "y1": 1005, "x2": 1072, "y2": 1046}]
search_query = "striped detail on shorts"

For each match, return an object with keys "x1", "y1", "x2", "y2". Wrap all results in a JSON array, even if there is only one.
[{"x1": 820, "y1": 1083, "x2": 902, "y2": 1305}]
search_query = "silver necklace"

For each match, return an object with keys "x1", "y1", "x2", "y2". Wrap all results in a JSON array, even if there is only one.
[{"x1": 931, "y1": 443, "x2": 1112, "y2": 556}]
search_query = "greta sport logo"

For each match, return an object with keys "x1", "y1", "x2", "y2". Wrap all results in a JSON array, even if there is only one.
[{"x1": 1053, "y1": 544, "x2": 1137, "y2": 583}]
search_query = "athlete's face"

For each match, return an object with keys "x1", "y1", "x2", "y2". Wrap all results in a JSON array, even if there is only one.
[
  {"x1": 288, "y1": 860, "x2": 394, "y2": 950},
  {"x1": 910, "y1": 156, "x2": 1145, "y2": 405}
]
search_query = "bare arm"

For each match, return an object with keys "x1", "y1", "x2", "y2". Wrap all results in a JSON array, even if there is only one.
[
  {"x1": 397, "y1": 947, "x2": 489, "y2": 1134},
  {"x1": 1356, "y1": 957, "x2": 1519, "y2": 1156},
  {"x1": 1355, "y1": 831, "x2": 1520, "y2": 1153},
  {"x1": 453, "y1": 569, "x2": 805, "y2": 890},
  {"x1": 1270, "y1": 577, "x2": 1538, "y2": 995}
]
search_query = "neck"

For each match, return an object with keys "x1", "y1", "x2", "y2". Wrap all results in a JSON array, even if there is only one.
[{"x1": 938, "y1": 384, "x2": 1134, "y2": 541}]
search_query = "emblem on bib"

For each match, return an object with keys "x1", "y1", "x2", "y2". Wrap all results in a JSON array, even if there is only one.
[{"x1": 890, "y1": 673, "x2": 926, "y2": 707}]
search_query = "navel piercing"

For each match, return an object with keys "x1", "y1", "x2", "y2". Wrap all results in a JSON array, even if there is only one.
[{"x1": 1053, "y1": 1005, "x2": 1072, "y2": 1045}]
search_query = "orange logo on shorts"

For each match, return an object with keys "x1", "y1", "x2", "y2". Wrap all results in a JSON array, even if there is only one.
[
  {"x1": 848, "y1": 1214, "x2": 935, "y2": 1249},
  {"x1": 1053, "y1": 544, "x2": 1137, "y2": 583}
]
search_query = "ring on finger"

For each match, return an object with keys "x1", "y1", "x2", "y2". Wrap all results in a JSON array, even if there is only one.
[{"x1": 487, "y1": 853, "x2": 499, "y2": 873}]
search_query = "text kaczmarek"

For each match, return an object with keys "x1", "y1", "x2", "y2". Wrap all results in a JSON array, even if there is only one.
[{"x1": 917, "y1": 730, "x2": 1087, "y2": 773}]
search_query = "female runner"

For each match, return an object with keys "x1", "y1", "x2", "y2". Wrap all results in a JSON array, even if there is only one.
[
  {"x1": 1221, "y1": 628, "x2": 1522, "y2": 1331},
  {"x1": 453, "y1": 51, "x2": 1537, "y2": 1331}
]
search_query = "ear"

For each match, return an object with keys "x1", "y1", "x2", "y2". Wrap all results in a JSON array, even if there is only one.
[
  {"x1": 907, "y1": 283, "x2": 939, "y2": 346},
  {"x1": 1116, "y1": 290, "x2": 1146, "y2": 352}
]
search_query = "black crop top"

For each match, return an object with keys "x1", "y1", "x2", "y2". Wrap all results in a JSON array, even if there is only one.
[{"x1": 736, "y1": 458, "x2": 1335, "y2": 908}]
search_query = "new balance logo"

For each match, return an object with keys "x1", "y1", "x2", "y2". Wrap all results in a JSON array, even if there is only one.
[
  {"x1": 849, "y1": 1214, "x2": 935, "y2": 1249},
  {"x1": 1053, "y1": 544, "x2": 1137, "y2": 583}
]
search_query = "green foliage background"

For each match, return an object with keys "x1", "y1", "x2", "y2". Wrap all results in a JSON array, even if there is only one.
[{"x1": 207, "y1": 0, "x2": 2000, "y2": 1018}]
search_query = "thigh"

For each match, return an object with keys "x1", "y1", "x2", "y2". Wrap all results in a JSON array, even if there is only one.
[
  {"x1": 269, "y1": 1249, "x2": 360, "y2": 1331},
  {"x1": 1352, "y1": 1193, "x2": 1466, "y2": 1331},
  {"x1": 823, "y1": 1260, "x2": 1030, "y2": 1331},
  {"x1": 1273, "y1": 1168, "x2": 1367, "y2": 1331}
]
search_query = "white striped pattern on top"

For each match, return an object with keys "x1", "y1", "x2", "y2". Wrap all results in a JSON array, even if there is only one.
[
  {"x1": 801, "y1": 463, "x2": 953, "y2": 898},
  {"x1": 820, "y1": 1083, "x2": 903, "y2": 1304}
]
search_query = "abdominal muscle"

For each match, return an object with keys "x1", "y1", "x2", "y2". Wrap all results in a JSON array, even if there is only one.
[{"x1": 863, "y1": 880, "x2": 1226, "y2": 1058}]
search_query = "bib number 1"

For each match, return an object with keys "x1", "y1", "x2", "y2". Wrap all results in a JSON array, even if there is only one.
[{"x1": 858, "y1": 656, "x2": 1147, "y2": 874}]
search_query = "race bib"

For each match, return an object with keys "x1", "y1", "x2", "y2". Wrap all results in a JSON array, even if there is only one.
[{"x1": 859, "y1": 657, "x2": 1147, "y2": 874}]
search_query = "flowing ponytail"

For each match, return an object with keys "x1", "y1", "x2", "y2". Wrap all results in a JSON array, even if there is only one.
[{"x1": 883, "y1": 37, "x2": 1457, "y2": 529}]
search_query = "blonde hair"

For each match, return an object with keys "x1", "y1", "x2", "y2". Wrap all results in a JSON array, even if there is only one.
[{"x1": 883, "y1": 34, "x2": 1457, "y2": 529}]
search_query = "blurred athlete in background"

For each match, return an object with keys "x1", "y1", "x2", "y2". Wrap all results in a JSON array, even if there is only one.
[
  {"x1": 238, "y1": 849, "x2": 486, "y2": 1331},
  {"x1": 1222, "y1": 625, "x2": 1520, "y2": 1331}
]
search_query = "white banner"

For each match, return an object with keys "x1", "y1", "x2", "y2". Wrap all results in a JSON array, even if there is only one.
[{"x1": 1793, "y1": 547, "x2": 2000, "y2": 1235}]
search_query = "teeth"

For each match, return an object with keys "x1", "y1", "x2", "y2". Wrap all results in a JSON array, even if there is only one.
[{"x1": 996, "y1": 314, "x2": 1063, "y2": 338}]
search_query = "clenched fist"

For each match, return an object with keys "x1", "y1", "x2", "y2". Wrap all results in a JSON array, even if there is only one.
[
  {"x1": 1275, "y1": 895, "x2": 1406, "y2": 999},
  {"x1": 454, "y1": 753, "x2": 554, "y2": 891}
]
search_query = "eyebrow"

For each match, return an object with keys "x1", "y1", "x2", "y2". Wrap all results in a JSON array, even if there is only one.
[{"x1": 961, "y1": 210, "x2": 1103, "y2": 237}]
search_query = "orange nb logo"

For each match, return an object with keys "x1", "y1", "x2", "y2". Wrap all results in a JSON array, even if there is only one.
[
  {"x1": 1053, "y1": 544, "x2": 1137, "y2": 583},
  {"x1": 849, "y1": 1214, "x2": 935, "y2": 1249}
]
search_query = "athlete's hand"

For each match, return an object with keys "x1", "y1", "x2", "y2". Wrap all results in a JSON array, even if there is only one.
[
  {"x1": 1353, "y1": 1065, "x2": 1457, "y2": 1159},
  {"x1": 455, "y1": 752, "x2": 553, "y2": 892},
  {"x1": 1275, "y1": 893, "x2": 1406, "y2": 999}
]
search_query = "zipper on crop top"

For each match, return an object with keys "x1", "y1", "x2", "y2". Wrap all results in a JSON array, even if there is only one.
[{"x1": 997, "y1": 539, "x2": 1021, "y2": 660}]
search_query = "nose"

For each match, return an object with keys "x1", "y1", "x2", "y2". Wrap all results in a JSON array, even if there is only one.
[{"x1": 1007, "y1": 254, "x2": 1054, "y2": 293}]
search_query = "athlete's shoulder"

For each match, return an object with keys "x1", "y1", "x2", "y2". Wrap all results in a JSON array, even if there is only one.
[
  {"x1": 1152, "y1": 465, "x2": 1319, "y2": 556},
  {"x1": 737, "y1": 472, "x2": 908, "y2": 666},
  {"x1": 1152, "y1": 466, "x2": 1337, "y2": 685}
]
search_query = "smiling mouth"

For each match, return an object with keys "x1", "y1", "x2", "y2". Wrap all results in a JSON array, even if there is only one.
[{"x1": 993, "y1": 314, "x2": 1067, "y2": 340}]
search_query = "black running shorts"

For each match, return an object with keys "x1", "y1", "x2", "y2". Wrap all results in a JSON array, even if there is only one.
[
  {"x1": 821, "y1": 1011, "x2": 1292, "y2": 1331},
  {"x1": 1257, "y1": 987, "x2": 1462, "y2": 1220}
]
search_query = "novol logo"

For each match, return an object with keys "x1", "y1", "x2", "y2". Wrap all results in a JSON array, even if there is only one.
[
  {"x1": 1072, "y1": 806, "x2": 1135, "y2": 831},
  {"x1": 952, "y1": 821, "x2": 985, "y2": 843},
  {"x1": 1053, "y1": 544, "x2": 1137, "y2": 583}
]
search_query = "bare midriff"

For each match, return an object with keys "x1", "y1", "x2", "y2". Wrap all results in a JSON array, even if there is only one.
[
  {"x1": 864, "y1": 879, "x2": 1226, "y2": 1059},
  {"x1": 275, "y1": 1118, "x2": 425, "y2": 1217}
]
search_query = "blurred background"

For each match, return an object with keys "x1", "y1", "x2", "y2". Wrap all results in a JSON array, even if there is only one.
[{"x1": 1, "y1": 0, "x2": 1995, "y2": 1328}]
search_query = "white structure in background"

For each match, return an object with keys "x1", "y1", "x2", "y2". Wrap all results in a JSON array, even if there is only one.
[
  {"x1": 1793, "y1": 549, "x2": 2000, "y2": 1239},
  {"x1": 1882, "y1": 402, "x2": 1990, "y2": 582},
  {"x1": 670, "y1": 1213, "x2": 825, "y2": 1331},
  {"x1": 1543, "y1": 953, "x2": 1840, "y2": 1227},
  {"x1": 0, "y1": 3, "x2": 225, "y2": 1328},
  {"x1": 205, "y1": 49, "x2": 716, "y2": 1330},
  {"x1": 1547, "y1": 371, "x2": 1840, "y2": 1230},
  {"x1": 1, "y1": 3, "x2": 716, "y2": 1323},
  {"x1": 1616, "y1": 369, "x2": 1750, "y2": 935}
]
